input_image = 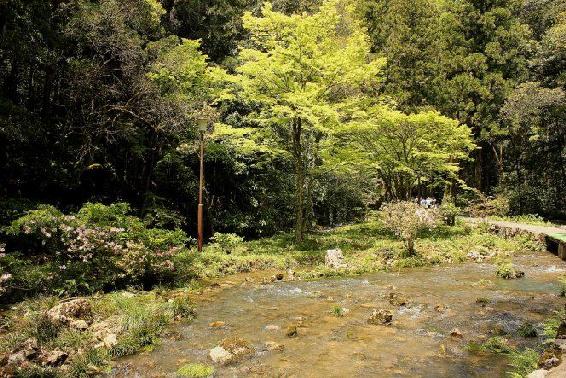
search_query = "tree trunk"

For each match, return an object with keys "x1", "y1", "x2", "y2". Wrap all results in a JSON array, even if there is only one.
[
  {"x1": 140, "y1": 127, "x2": 158, "y2": 215},
  {"x1": 474, "y1": 148, "x2": 483, "y2": 190},
  {"x1": 491, "y1": 143, "x2": 504, "y2": 185},
  {"x1": 405, "y1": 237, "x2": 415, "y2": 257},
  {"x1": 292, "y1": 117, "x2": 305, "y2": 243}
]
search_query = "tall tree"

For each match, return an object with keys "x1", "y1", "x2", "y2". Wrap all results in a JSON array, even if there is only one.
[
  {"x1": 438, "y1": 0, "x2": 532, "y2": 191},
  {"x1": 227, "y1": 0, "x2": 383, "y2": 242},
  {"x1": 358, "y1": 0, "x2": 444, "y2": 111},
  {"x1": 0, "y1": 0, "x2": 215, "y2": 211}
]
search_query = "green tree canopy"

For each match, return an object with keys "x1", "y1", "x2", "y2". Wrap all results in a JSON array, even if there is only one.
[
  {"x1": 330, "y1": 108, "x2": 475, "y2": 200},
  {"x1": 224, "y1": 0, "x2": 384, "y2": 241}
]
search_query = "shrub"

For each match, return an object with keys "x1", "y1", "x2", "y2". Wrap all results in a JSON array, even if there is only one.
[
  {"x1": 380, "y1": 201, "x2": 438, "y2": 256},
  {"x1": 517, "y1": 323, "x2": 538, "y2": 338},
  {"x1": 439, "y1": 197, "x2": 460, "y2": 226},
  {"x1": 466, "y1": 195, "x2": 510, "y2": 217},
  {"x1": 209, "y1": 232, "x2": 244, "y2": 254},
  {"x1": 143, "y1": 206, "x2": 186, "y2": 230},
  {"x1": 3, "y1": 203, "x2": 191, "y2": 296},
  {"x1": 496, "y1": 260, "x2": 525, "y2": 280}
]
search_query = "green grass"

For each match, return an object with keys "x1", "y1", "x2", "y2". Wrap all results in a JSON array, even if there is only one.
[
  {"x1": 508, "y1": 349, "x2": 539, "y2": 378},
  {"x1": 488, "y1": 215, "x2": 556, "y2": 227},
  {"x1": 467, "y1": 336, "x2": 514, "y2": 354},
  {"x1": 177, "y1": 363, "x2": 214, "y2": 377},
  {"x1": 542, "y1": 308, "x2": 565, "y2": 338},
  {"x1": 467, "y1": 337, "x2": 540, "y2": 378},
  {"x1": 0, "y1": 291, "x2": 195, "y2": 376},
  {"x1": 0, "y1": 218, "x2": 548, "y2": 376},
  {"x1": 188, "y1": 219, "x2": 544, "y2": 280}
]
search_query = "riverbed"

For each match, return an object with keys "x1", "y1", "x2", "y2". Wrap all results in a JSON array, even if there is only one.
[{"x1": 113, "y1": 250, "x2": 566, "y2": 377}]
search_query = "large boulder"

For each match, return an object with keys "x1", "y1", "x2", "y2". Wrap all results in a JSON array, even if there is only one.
[{"x1": 325, "y1": 249, "x2": 345, "y2": 269}]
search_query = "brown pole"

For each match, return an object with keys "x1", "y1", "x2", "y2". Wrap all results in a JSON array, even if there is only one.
[{"x1": 197, "y1": 130, "x2": 205, "y2": 252}]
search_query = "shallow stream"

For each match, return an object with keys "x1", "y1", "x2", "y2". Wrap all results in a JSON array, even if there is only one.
[{"x1": 114, "y1": 251, "x2": 566, "y2": 377}]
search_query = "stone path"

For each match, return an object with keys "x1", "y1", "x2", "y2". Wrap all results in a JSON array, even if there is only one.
[
  {"x1": 462, "y1": 217, "x2": 566, "y2": 240},
  {"x1": 463, "y1": 217, "x2": 566, "y2": 259}
]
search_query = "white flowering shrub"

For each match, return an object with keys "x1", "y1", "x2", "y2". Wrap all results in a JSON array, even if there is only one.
[
  {"x1": 5, "y1": 203, "x2": 190, "y2": 294},
  {"x1": 380, "y1": 201, "x2": 439, "y2": 256}
]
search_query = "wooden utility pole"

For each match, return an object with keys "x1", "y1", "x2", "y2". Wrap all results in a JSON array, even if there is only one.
[{"x1": 197, "y1": 129, "x2": 205, "y2": 252}]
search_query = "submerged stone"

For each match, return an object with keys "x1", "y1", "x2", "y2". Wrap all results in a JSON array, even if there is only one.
[
  {"x1": 264, "y1": 341, "x2": 284, "y2": 352},
  {"x1": 209, "y1": 346, "x2": 233, "y2": 365},
  {"x1": 286, "y1": 325, "x2": 298, "y2": 337},
  {"x1": 387, "y1": 292, "x2": 407, "y2": 307},
  {"x1": 219, "y1": 337, "x2": 255, "y2": 362},
  {"x1": 450, "y1": 328, "x2": 463, "y2": 338},
  {"x1": 368, "y1": 309, "x2": 393, "y2": 325}
]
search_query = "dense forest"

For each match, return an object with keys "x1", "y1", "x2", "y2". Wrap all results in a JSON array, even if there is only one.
[
  {"x1": 1, "y1": 1, "x2": 566, "y2": 376},
  {"x1": 1, "y1": 0, "x2": 564, "y2": 241}
]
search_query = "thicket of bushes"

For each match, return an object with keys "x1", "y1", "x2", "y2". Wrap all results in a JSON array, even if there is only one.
[{"x1": 1, "y1": 203, "x2": 194, "y2": 301}]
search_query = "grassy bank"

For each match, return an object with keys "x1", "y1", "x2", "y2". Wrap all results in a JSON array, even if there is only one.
[
  {"x1": 194, "y1": 219, "x2": 543, "y2": 280},
  {"x1": 0, "y1": 291, "x2": 194, "y2": 377},
  {"x1": 0, "y1": 218, "x2": 546, "y2": 376}
]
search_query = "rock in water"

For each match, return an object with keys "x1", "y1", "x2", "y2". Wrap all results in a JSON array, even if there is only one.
[
  {"x1": 264, "y1": 341, "x2": 284, "y2": 352},
  {"x1": 367, "y1": 309, "x2": 393, "y2": 325},
  {"x1": 209, "y1": 346, "x2": 233, "y2": 365},
  {"x1": 286, "y1": 325, "x2": 298, "y2": 337},
  {"x1": 387, "y1": 292, "x2": 407, "y2": 306},
  {"x1": 325, "y1": 248, "x2": 345, "y2": 269},
  {"x1": 217, "y1": 337, "x2": 255, "y2": 363},
  {"x1": 450, "y1": 328, "x2": 463, "y2": 338},
  {"x1": 287, "y1": 269, "x2": 296, "y2": 280}
]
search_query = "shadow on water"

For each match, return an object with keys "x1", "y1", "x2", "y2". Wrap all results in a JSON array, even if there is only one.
[{"x1": 112, "y1": 251, "x2": 566, "y2": 377}]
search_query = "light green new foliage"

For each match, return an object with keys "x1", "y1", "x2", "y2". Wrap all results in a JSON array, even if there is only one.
[
  {"x1": 227, "y1": 0, "x2": 385, "y2": 242},
  {"x1": 331, "y1": 107, "x2": 474, "y2": 199}
]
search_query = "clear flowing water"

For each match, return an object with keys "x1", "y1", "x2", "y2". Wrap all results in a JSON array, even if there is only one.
[{"x1": 113, "y1": 251, "x2": 566, "y2": 377}]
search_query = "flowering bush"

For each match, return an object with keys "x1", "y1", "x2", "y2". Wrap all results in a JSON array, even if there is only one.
[
  {"x1": 4, "y1": 203, "x2": 191, "y2": 294},
  {"x1": 380, "y1": 201, "x2": 439, "y2": 256}
]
